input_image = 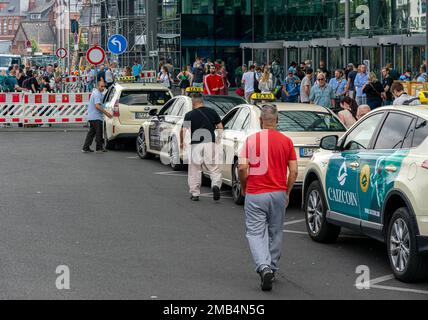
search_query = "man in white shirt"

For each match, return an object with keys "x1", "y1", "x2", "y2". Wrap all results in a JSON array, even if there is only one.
[
  {"x1": 300, "y1": 68, "x2": 313, "y2": 103},
  {"x1": 391, "y1": 82, "x2": 421, "y2": 106},
  {"x1": 242, "y1": 65, "x2": 256, "y2": 102}
]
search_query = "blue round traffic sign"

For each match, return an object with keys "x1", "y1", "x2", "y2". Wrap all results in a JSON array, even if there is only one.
[{"x1": 107, "y1": 34, "x2": 128, "y2": 55}]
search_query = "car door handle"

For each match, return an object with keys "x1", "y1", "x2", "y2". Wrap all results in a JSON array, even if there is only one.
[
  {"x1": 385, "y1": 165, "x2": 397, "y2": 173},
  {"x1": 349, "y1": 162, "x2": 359, "y2": 169}
]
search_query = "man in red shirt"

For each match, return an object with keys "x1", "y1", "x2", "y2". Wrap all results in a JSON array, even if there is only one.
[
  {"x1": 203, "y1": 65, "x2": 224, "y2": 95},
  {"x1": 238, "y1": 104, "x2": 298, "y2": 291}
]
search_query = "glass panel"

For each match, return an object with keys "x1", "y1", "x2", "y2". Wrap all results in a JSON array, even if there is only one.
[
  {"x1": 254, "y1": 49, "x2": 267, "y2": 65},
  {"x1": 287, "y1": 48, "x2": 298, "y2": 66},
  {"x1": 363, "y1": 47, "x2": 381, "y2": 76},
  {"x1": 348, "y1": 46, "x2": 361, "y2": 67},
  {"x1": 374, "y1": 113, "x2": 414, "y2": 150},
  {"x1": 329, "y1": 47, "x2": 342, "y2": 72}
]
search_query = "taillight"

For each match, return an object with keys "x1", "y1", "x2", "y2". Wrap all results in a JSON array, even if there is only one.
[
  {"x1": 113, "y1": 102, "x2": 120, "y2": 117},
  {"x1": 422, "y1": 160, "x2": 428, "y2": 169}
]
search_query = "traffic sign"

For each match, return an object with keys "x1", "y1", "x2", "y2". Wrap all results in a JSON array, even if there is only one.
[
  {"x1": 107, "y1": 34, "x2": 128, "y2": 55},
  {"x1": 56, "y1": 47, "x2": 68, "y2": 59},
  {"x1": 149, "y1": 50, "x2": 158, "y2": 57},
  {"x1": 26, "y1": 40, "x2": 32, "y2": 48},
  {"x1": 86, "y1": 46, "x2": 106, "y2": 65}
]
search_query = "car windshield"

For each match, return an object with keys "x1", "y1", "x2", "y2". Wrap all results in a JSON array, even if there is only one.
[
  {"x1": 0, "y1": 56, "x2": 20, "y2": 68},
  {"x1": 119, "y1": 90, "x2": 172, "y2": 106},
  {"x1": 277, "y1": 111, "x2": 347, "y2": 132},
  {"x1": 203, "y1": 96, "x2": 246, "y2": 117}
]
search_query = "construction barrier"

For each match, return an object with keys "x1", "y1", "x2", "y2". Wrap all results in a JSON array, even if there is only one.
[
  {"x1": 393, "y1": 81, "x2": 428, "y2": 96},
  {"x1": 0, "y1": 92, "x2": 91, "y2": 125}
]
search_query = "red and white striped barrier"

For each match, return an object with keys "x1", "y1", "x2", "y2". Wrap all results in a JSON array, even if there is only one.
[{"x1": 0, "y1": 93, "x2": 91, "y2": 125}]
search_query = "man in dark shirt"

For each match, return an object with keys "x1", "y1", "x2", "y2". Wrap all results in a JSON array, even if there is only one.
[
  {"x1": 346, "y1": 64, "x2": 358, "y2": 99},
  {"x1": 381, "y1": 67, "x2": 394, "y2": 105},
  {"x1": 181, "y1": 93, "x2": 223, "y2": 201}
]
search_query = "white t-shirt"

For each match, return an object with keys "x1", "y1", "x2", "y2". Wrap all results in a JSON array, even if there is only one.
[
  {"x1": 159, "y1": 72, "x2": 171, "y2": 88},
  {"x1": 242, "y1": 71, "x2": 255, "y2": 93},
  {"x1": 393, "y1": 93, "x2": 421, "y2": 106},
  {"x1": 300, "y1": 76, "x2": 311, "y2": 102}
]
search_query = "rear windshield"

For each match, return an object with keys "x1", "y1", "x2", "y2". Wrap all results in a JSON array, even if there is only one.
[
  {"x1": 277, "y1": 111, "x2": 347, "y2": 132},
  {"x1": 203, "y1": 96, "x2": 246, "y2": 117},
  {"x1": 119, "y1": 90, "x2": 172, "y2": 106}
]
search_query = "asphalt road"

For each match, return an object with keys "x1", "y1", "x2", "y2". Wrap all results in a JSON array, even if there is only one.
[{"x1": 0, "y1": 131, "x2": 427, "y2": 300}]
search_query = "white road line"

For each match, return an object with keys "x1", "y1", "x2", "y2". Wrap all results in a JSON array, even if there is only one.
[
  {"x1": 199, "y1": 192, "x2": 233, "y2": 199},
  {"x1": 153, "y1": 171, "x2": 187, "y2": 177},
  {"x1": 370, "y1": 284, "x2": 428, "y2": 295},
  {"x1": 283, "y1": 219, "x2": 305, "y2": 226},
  {"x1": 127, "y1": 156, "x2": 138, "y2": 159},
  {"x1": 368, "y1": 274, "x2": 395, "y2": 286},
  {"x1": 283, "y1": 230, "x2": 307, "y2": 235}
]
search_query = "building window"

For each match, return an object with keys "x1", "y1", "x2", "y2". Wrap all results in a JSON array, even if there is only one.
[{"x1": 3, "y1": 19, "x2": 7, "y2": 34}]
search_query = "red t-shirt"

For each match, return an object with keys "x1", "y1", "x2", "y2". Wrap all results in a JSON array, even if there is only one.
[
  {"x1": 240, "y1": 130, "x2": 297, "y2": 195},
  {"x1": 203, "y1": 74, "x2": 223, "y2": 95}
]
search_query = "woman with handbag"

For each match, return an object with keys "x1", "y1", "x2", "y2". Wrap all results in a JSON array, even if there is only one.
[{"x1": 362, "y1": 72, "x2": 384, "y2": 110}]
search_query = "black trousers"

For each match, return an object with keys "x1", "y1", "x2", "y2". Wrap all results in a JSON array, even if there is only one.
[{"x1": 83, "y1": 120, "x2": 103, "y2": 151}]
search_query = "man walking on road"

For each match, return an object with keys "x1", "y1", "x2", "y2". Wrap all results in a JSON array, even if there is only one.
[
  {"x1": 238, "y1": 105, "x2": 298, "y2": 291},
  {"x1": 181, "y1": 93, "x2": 223, "y2": 201},
  {"x1": 82, "y1": 80, "x2": 112, "y2": 153}
]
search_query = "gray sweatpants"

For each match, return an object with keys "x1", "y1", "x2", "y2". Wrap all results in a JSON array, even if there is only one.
[{"x1": 244, "y1": 191, "x2": 287, "y2": 272}]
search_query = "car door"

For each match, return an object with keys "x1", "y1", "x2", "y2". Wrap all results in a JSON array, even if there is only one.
[
  {"x1": 219, "y1": 108, "x2": 240, "y2": 183},
  {"x1": 149, "y1": 98, "x2": 176, "y2": 151},
  {"x1": 325, "y1": 112, "x2": 385, "y2": 224},
  {"x1": 222, "y1": 107, "x2": 251, "y2": 182},
  {"x1": 358, "y1": 111, "x2": 415, "y2": 228},
  {"x1": 159, "y1": 97, "x2": 186, "y2": 153}
]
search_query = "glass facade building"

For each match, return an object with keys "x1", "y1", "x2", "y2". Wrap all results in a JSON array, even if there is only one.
[{"x1": 160, "y1": 0, "x2": 427, "y2": 77}]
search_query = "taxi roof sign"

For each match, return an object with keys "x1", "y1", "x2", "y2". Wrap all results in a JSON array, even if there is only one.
[
  {"x1": 117, "y1": 76, "x2": 136, "y2": 82},
  {"x1": 250, "y1": 92, "x2": 276, "y2": 102},
  {"x1": 185, "y1": 86, "x2": 204, "y2": 93},
  {"x1": 419, "y1": 91, "x2": 428, "y2": 104}
]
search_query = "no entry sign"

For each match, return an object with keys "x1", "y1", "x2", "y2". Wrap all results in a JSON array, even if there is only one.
[
  {"x1": 56, "y1": 48, "x2": 68, "y2": 59},
  {"x1": 86, "y1": 46, "x2": 106, "y2": 65}
]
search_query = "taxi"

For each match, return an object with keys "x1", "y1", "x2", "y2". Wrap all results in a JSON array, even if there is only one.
[
  {"x1": 136, "y1": 87, "x2": 246, "y2": 169},
  {"x1": 213, "y1": 93, "x2": 347, "y2": 204},
  {"x1": 303, "y1": 95, "x2": 428, "y2": 282},
  {"x1": 103, "y1": 76, "x2": 173, "y2": 149}
]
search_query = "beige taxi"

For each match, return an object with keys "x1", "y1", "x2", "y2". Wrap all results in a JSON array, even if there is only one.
[
  {"x1": 212, "y1": 93, "x2": 347, "y2": 204},
  {"x1": 103, "y1": 78, "x2": 173, "y2": 149}
]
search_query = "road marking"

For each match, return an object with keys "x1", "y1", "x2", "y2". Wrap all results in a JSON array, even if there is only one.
[
  {"x1": 283, "y1": 230, "x2": 307, "y2": 235},
  {"x1": 370, "y1": 284, "x2": 428, "y2": 295},
  {"x1": 199, "y1": 191, "x2": 233, "y2": 199},
  {"x1": 153, "y1": 171, "x2": 187, "y2": 177},
  {"x1": 354, "y1": 273, "x2": 428, "y2": 295},
  {"x1": 283, "y1": 219, "x2": 305, "y2": 226},
  {"x1": 127, "y1": 156, "x2": 138, "y2": 159},
  {"x1": 368, "y1": 274, "x2": 395, "y2": 286}
]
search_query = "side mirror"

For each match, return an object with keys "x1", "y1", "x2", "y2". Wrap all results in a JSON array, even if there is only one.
[
  {"x1": 320, "y1": 135, "x2": 339, "y2": 151},
  {"x1": 149, "y1": 109, "x2": 158, "y2": 116}
]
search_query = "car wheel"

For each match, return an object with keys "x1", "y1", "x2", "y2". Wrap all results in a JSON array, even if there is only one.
[
  {"x1": 169, "y1": 137, "x2": 183, "y2": 171},
  {"x1": 232, "y1": 161, "x2": 245, "y2": 205},
  {"x1": 136, "y1": 129, "x2": 153, "y2": 159},
  {"x1": 387, "y1": 207, "x2": 428, "y2": 282},
  {"x1": 305, "y1": 180, "x2": 340, "y2": 243},
  {"x1": 103, "y1": 126, "x2": 116, "y2": 150}
]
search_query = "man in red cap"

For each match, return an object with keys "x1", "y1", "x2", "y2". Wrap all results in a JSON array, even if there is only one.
[{"x1": 203, "y1": 65, "x2": 224, "y2": 95}]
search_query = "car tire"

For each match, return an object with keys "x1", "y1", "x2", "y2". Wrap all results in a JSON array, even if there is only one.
[
  {"x1": 232, "y1": 161, "x2": 245, "y2": 205},
  {"x1": 136, "y1": 129, "x2": 154, "y2": 159},
  {"x1": 103, "y1": 126, "x2": 116, "y2": 150},
  {"x1": 304, "y1": 180, "x2": 341, "y2": 243},
  {"x1": 387, "y1": 207, "x2": 428, "y2": 283},
  {"x1": 169, "y1": 137, "x2": 183, "y2": 171}
]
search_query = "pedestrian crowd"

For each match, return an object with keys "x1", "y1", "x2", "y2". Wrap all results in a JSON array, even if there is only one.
[{"x1": 234, "y1": 58, "x2": 427, "y2": 127}]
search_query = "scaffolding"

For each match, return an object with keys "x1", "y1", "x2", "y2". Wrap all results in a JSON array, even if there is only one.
[
  {"x1": 88, "y1": 0, "x2": 150, "y2": 68},
  {"x1": 158, "y1": 0, "x2": 181, "y2": 71}
]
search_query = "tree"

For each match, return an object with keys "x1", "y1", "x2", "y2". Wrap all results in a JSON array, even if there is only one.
[{"x1": 31, "y1": 39, "x2": 40, "y2": 54}]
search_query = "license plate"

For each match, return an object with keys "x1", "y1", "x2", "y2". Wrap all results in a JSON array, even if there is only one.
[
  {"x1": 300, "y1": 147, "x2": 317, "y2": 158},
  {"x1": 135, "y1": 112, "x2": 148, "y2": 119}
]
